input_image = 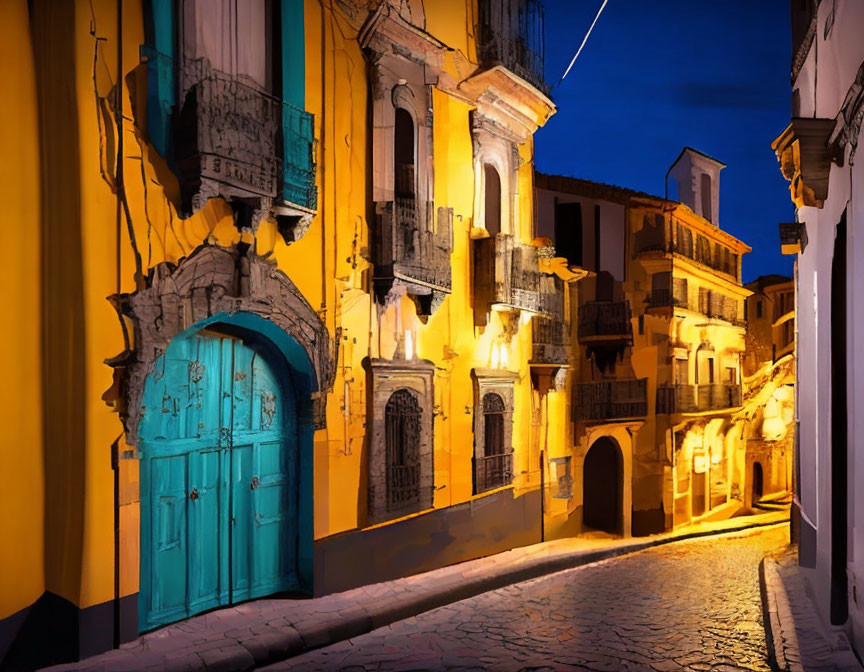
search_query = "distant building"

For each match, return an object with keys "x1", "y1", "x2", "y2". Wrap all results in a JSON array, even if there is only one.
[
  {"x1": 741, "y1": 276, "x2": 795, "y2": 511},
  {"x1": 536, "y1": 146, "x2": 755, "y2": 537},
  {"x1": 772, "y1": 0, "x2": 864, "y2": 646}
]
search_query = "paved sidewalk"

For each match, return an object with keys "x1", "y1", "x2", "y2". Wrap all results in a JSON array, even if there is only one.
[
  {"x1": 46, "y1": 510, "x2": 788, "y2": 672},
  {"x1": 761, "y1": 548, "x2": 863, "y2": 672}
]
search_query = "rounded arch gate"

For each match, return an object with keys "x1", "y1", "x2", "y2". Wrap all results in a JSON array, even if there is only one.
[
  {"x1": 582, "y1": 436, "x2": 624, "y2": 535},
  {"x1": 138, "y1": 316, "x2": 309, "y2": 631}
]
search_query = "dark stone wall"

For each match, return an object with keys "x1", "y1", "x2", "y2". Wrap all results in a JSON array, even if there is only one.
[
  {"x1": 632, "y1": 506, "x2": 666, "y2": 537},
  {"x1": 313, "y1": 488, "x2": 542, "y2": 595},
  {"x1": 0, "y1": 592, "x2": 137, "y2": 671}
]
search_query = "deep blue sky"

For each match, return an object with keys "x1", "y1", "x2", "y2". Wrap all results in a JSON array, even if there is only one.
[{"x1": 535, "y1": 1, "x2": 794, "y2": 282}]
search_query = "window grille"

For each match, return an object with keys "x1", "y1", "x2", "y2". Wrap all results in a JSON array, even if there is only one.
[
  {"x1": 475, "y1": 393, "x2": 512, "y2": 493},
  {"x1": 385, "y1": 389, "x2": 422, "y2": 510}
]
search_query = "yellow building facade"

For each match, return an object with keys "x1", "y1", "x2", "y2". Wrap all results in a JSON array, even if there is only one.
[
  {"x1": 0, "y1": 0, "x2": 559, "y2": 666},
  {"x1": 740, "y1": 276, "x2": 795, "y2": 511},
  {"x1": 536, "y1": 148, "x2": 757, "y2": 537}
]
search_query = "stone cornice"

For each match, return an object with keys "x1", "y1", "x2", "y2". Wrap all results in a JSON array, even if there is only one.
[{"x1": 458, "y1": 66, "x2": 556, "y2": 141}]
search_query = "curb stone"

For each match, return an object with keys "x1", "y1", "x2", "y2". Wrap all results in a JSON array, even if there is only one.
[
  {"x1": 760, "y1": 552, "x2": 864, "y2": 672},
  {"x1": 47, "y1": 515, "x2": 790, "y2": 672}
]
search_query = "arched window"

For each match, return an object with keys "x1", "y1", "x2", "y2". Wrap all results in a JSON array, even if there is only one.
[
  {"x1": 394, "y1": 108, "x2": 417, "y2": 254},
  {"x1": 385, "y1": 388, "x2": 421, "y2": 510},
  {"x1": 484, "y1": 163, "x2": 502, "y2": 236},
  {"x1": 394, "y1": 108, "x2": 415, "y2": 198},
  {"x1": 483, "y1": 393, "x2": 505, "y2": 456},
  {"x1": 476, "y1": 392, "x2": 510, "y2": 492}
]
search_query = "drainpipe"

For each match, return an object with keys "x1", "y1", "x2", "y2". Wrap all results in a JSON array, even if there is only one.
[{"x1": 113, "y1": 0, "x2": 123, "y2": 648}]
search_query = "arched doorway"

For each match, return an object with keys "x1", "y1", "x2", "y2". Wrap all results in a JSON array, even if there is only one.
[
  {"x1": 752, "y1": 462, "x2": 764, "y2": 501},
  {"x1": 583, "y1": 437, "x2": 623, "y2": 534},
  {"x1": 138, "y1": 317, "x2": 309, "y2": 631}
]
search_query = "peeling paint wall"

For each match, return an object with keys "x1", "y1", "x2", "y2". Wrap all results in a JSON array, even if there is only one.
[{"x1": 1, "y1": 0, "x2": 558, "y2": 662}]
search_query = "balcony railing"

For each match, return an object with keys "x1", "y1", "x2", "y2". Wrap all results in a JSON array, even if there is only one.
[
  {"x1": 475, "y1": 452, "x2": 514, "y2": 494},
  {"x1": 173, "y1": 58, "x2": 317, "y2": 213},
  {"x1": 532, "y1": 274, "x2": 568, "y2": 365},
  {"x1": 373, "y1": 199, "x2": 452, "y2": 296},
  {"x1": 572, "y1": 379, "x2": 648, "y2": 421},
  {"x1": 531, "y1": 316, "x2": 569, "y2": 365},
  {"x1": 578, "y1": 301, "x2": 632, "y2": 341},
  {"x1": 476, "y1": 0, "x2": 547, "y2": 94},
  {"x1": 699, "y1": 293, "x2": 746, "y2": 327},
  {"x1": 647, "y1": 287, "x2": 688, "y2": 310},
  {"x1": 474, "y1": 233, "x2": 544, "y2": 314},
  {"x1": 656, "y1": 384, "x2": 742, "y2": 413},
  {"x1": 169, "y1": 58, "x2": 318, "y2": 215},
  {"x1": 633, "y1": 218, "x2": 739, "y2": 280}
]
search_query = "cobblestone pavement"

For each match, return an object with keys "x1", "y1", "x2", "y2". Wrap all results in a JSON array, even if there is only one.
[{"x1": 264, "y1": 526, "x2": 789, "y2": 672}]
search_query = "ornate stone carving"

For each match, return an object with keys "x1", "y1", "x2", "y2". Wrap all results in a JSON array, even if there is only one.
[
  {"x1": 174, "y1": 58, "x2": 317, "y2": 230},
  {"x1": 113, "y1": 244, "x2": 335, "y2": 447}
]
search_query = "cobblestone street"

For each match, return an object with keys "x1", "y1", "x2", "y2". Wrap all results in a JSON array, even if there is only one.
[{"x1": 264, "y1": 526, "x2": 788, "y2": 672}]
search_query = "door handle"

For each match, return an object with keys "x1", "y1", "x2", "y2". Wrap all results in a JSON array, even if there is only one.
[
  {"x1": 250, "y1": 477, "x2": 260, "y2": 491},
  {"x1": 189, "y1": 488, "x2": 199, "y2": 501}
]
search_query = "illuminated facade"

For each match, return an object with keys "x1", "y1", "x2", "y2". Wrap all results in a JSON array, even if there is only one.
[
  {"x1": 0, "y1": 0, "x2": 558, "y2": 666},
  {"x1": 740, "y1": 275, "x2": 795, "y2": 512},
  {"x1": 536, "y1": 147, "x2": 754, "y2": 537},
  {"x1": 773, "y1": 0, "x2": 864, "y2": 651}
]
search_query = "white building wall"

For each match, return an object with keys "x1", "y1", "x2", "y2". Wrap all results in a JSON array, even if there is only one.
[{"x1": 790, "y1": 0, "x2": 864, "y2": 650}]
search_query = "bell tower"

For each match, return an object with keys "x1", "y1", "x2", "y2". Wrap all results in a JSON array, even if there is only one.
[{"x1": 668, "y1": 147, "x2": 725, "y2": 226}]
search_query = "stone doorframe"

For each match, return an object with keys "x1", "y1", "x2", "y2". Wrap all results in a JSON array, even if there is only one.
[
  {"x1": 107, "y1": 243, "x2": 336, "y2": 451},
  {"x1": 573, "y1": 421, "x2": 642, "y2": 538},
  {"x1": 364, "y1": 357, "x2": 436, "y2": 525},
  {"x1": 471, "y1": 368, "x2": 518, "y2": 492}
]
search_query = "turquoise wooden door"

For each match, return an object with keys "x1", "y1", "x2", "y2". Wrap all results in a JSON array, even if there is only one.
[{"x1": 139, "y1": 328, "x2": 298, "y2": 631}]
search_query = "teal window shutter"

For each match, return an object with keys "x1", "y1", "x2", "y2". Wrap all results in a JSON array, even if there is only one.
[
  {"x1": 142, "y1": 0, "x2": 176, "y2": 161},
  {"x1": 281, "y1": 0, "x2": 316, "y2": 209}
]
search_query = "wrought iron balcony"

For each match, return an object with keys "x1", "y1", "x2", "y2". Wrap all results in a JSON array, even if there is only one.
[
  {"x1": 373, "y1": 198, "x2": 453, "y2": 304},
  {"x1": 476, "y1": 0, "x2": 547, "y2": 94},
  {"x1": 173, "y1": 58, "x2": 316, "y2": 215},
  {"x1": 647, "y1": 286, "x2": 689, "y2": 310},
  {"x1": 633, "y1": 218, "x2": 739, "y2": 279},
  {"x1": 474, "y1": 452, "x2": 514, "y2": 494},
  {"x1": 474, "y1": 233, "x2": 544, "y2": 314},
  {"x1": 578, "y1": 301, "x2": 632, "y2": 342},
  {"x1": 572, "y1": 379, "x2": 648, "y2": 421},
  {"x1": 531, "y1": 275, "x2": 569, "y2": 365},
  {"x1": 656, "y1": 384, "x2": 742, "y2": 414},
  {"x1": 698, "y1": 292, "x2": 746, "y2": 327},
  {"x1": 531, "y1": 316, "x2": 569, "y2": 365}
]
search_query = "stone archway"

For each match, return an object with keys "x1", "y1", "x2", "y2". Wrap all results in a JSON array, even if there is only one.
[
  {"x1": 583, "y1": 436, "x2": 624, "y2": 534},
  {"x1": 110, "y1": 243, "x2": 336, "y2": 447}
]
